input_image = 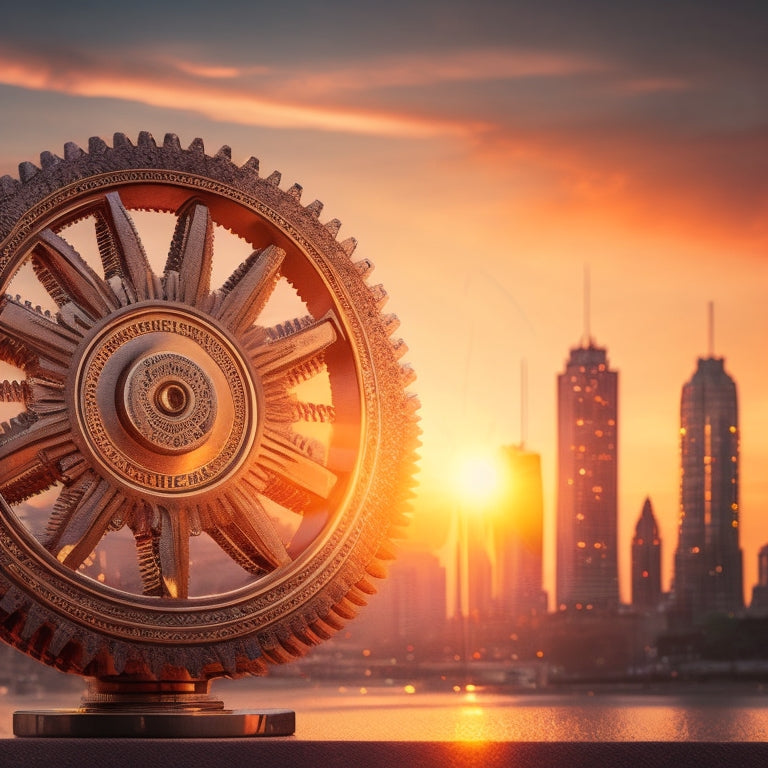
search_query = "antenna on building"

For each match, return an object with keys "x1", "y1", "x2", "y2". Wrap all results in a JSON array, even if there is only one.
[
  {"x1": 708, "y1": 300, "x2": 715, "y2": 357},
  {"x1": 583, "y1": 264, "x2": 592, "y2": 347},
  {"x1": 520, "y1": 358, "x2": 528, "y2": 449}
]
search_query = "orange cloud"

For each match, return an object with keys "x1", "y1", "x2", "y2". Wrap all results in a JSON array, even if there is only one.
[
  {"x1": 0, "y1": 47, "x2": 477, "y2": 138},
  {"x1": 280, "y1": 48, "x2": 604, "y2": 95}
]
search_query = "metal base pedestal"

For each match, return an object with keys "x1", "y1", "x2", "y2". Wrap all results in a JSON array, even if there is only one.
[{"x1": 13, "y1": 708, "x2": 295, "y2": 738}]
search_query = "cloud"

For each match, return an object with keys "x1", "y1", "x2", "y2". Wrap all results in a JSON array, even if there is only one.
[
  {"x1": 1, "y1": 40, "x2": 765, "y2": 250},
  {"x1": 276, "y1": 48, "x2": 604, "y2": 96},
  {"x1": 0, "y1": 45, "x2": 477, "y2": 138}
]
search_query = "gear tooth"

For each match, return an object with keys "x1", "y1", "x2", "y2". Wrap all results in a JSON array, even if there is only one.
[
  {"x1": 112, "y1": 132, "x2": 133, "y2": 149},
  {"x1": 88, "y1": 136, "x2": 108, "y2": 154},
  {"x1": 18, "y1": 161, "x2": 40, "y2": 183},
  {"x1": 149, "y1": 651, "x2": 165, "y2": 679},
  {"x1": 355, "y1": 576, "x2": 378, "y2": 595},
  {"x1": 376, "y1": 541, "x2": 398, "y2": 561},
  {"x1": 369, "y1": 282, "x2": 388, "y2": 309},
  {"x1": 40, "y1": 151, "x2": 61, "y2": 170},
  {"x1": 266, "y1": 170, "x2": 281, "y2": 187},
  {"x1": 324, "y1": 218, "x2": 342, "y2": 237},
  {"x1": 399, "y1": 363, "x2": 417, "y2": 386},
  {"x1": 49, "y1": 624, "x2": 75, "y2": 657},
  {"x1": 305, "y1": 199, "x2": 324, "y2": 218},
  {"x1": 381, "y1": 312, "x2": 400, "y2": 334},
  {"x1": 286, "y1": 182, "x2": 302, "y2": 201},
  {"x1": 137, "y1": 131, "x2": 157, "y2": 148},
  {"x1": 391, "y1": 337, "x2": 408, "y2": 360},
  {"x1": 354, "y1": 257, "x2": 374, "y2": 278},
  {"x1": 19, "y1": 606, "x2": 46, "y2": 641},
  {"x1": 340, "y1": 236, "x2": 357, "y2": 257},
  {"x1": 163, "y1": 132, "x2": 182, "y2": 151},
  {"x1": 0, "y1": 175, "x2": 20, "y2": 196},
  {"x1": 215, "y1": 145, "x2": 232, "y2": 161},
  {"x1": 366, "y1": 557, "x2": 389, "y2": 580},
  {"x1": 242, "y1": 156, "x2": 260, "y2": 174},
  {"x1": 404, "y1": 391, "x2": 421, "y2": 414},
  {"x1": 214, "y1": 642, "x2": 237, "y2": 675},
  {"x1": 109, "y1": 640, "x2": 129, "y2": 674},
  {"x1": 188, "y1": 137, "x2": 205, "y2": 154},
  {"x1": 331, "y1": 597, "x2": 358, "y2": 621},
  {"x1": 63, "y1": 141, "x2": 85, "y2": 161},
  {"x1": 78, "y1": 633, "x2": 101, "y2": 670}
]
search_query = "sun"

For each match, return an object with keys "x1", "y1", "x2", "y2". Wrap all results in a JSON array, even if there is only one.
[{"x1": 455, "y1": 453, "x2": 502, "y2": 508}]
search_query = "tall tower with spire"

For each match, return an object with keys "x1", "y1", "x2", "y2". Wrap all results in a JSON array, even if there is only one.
[
  {"x1": 632, "y1": 498, "x2": 662, "y2": 610},
  {"x1": 673, "y1": 304, "x2": 743, "y2": 621},
  {"x1": 556, "y1": 272, "x2": 619, "y2": 611}
]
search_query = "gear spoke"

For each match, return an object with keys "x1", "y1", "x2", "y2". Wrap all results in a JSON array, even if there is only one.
[
  {"x1": 31, "y1": 229, "x2": 118, "y2": 321},
  {"x1": 134, "y1": 531, "x2": 163, "y2": 597},
  {"x1": 44, "y1": 471, "x2": 98, "y2": 551},
  {"x1": 0, "y1": 295, "x2": 81, "y2": 372},
  {"x1": 54, "y1": 479, "x2": 126, "y2": 570},
  {"x1": 164, "y1": 200, "x2": 214, "y2": 306},
  {"x1": 213, "y1": 245, "x2": 284, "y2": 334},
  {"x1": 210, "y1": 491, "x2": 291, "y2": 573},
  {"x1": 0, "y1": 413, "x2": 73, "y2": 503},
  {"x1": 157, "y1": 508, "x2": 190, "y2": 599},
  {"x1": 251, "y1": 312, "x2": 340, "y2": 378},
  {"x1": 259, "y1": 429, "x2": 338, "y2": 501},
  {"x1": 95, "y1": 191, "x2": 158, "y2": 303}
]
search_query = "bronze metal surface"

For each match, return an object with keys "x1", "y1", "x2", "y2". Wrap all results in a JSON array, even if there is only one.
[{"x1": 0, "y1": 132, "x2": 419, "y2": 734}]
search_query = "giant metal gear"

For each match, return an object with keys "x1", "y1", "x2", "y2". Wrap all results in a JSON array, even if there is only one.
[{"x1": 0, "y1": 132, "x2": 419, "y2": 736}]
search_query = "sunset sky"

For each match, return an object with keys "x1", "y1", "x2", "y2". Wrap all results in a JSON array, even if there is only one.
[{"x1": 1, "y1": 0, "x2": 767, "y2": 605}]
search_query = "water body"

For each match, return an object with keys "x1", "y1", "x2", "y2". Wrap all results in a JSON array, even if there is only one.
[{"x1": 4, "y1": 682, "x2": 768, "y2": 741}]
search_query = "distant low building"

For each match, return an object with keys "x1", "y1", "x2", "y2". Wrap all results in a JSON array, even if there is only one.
[
  {"x1": 632, "y1": 498, "x2": 662, "y2": 611},
  {"x1": 750, "y1": 544, "x2": 768, "y2": 613},
  {"x1": 493, "y1": 444, "x2": 547, "y2": 619}
]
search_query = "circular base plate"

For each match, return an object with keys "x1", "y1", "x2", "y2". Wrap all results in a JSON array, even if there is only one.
[{"x1": 13, "y1": 708, "x2": 295, "y2": 738}]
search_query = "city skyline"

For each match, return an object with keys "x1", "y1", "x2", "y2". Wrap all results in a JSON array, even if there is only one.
[{"x1": 0, "y1": 1, "x2": 767, "y2": 605}]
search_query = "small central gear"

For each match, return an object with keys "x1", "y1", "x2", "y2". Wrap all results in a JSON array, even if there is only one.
[
  {"x1": 75, "y1": 307, "x2": 257, "y2": 497},
  {"x1": 122, "y1": 352, "x2": 217, "y2": 454}
]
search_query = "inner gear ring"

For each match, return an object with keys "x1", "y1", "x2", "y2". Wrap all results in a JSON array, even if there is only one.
[{"x1": 75, "y1": 306, "x2": 255, "y2": 496}]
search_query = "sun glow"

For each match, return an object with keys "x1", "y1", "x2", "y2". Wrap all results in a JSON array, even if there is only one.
[{"x1": 455, "y1": 453, "x2": 502, "y2": 508}]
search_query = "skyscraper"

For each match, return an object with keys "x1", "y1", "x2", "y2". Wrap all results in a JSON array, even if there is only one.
[
  {"x1": 493, "y1": 444, "x2": 547, "y2": 618},
  {"x1": 750, "y1": 544, "x2": 768, "y2": 613},
  {"x1": 632, "y1": 498, "x2": 662, "y2": 610},
  {"x1": 556, "y1": 340, "x2": 619, "y2": 611},
  {"x1": 673, "y1": 353, "x2": 742, "y2": 621}
]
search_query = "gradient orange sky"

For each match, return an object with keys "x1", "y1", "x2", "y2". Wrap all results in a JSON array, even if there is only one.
[{"x1": 1, "y1": 0, "x2": 766, "y2": 606}]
